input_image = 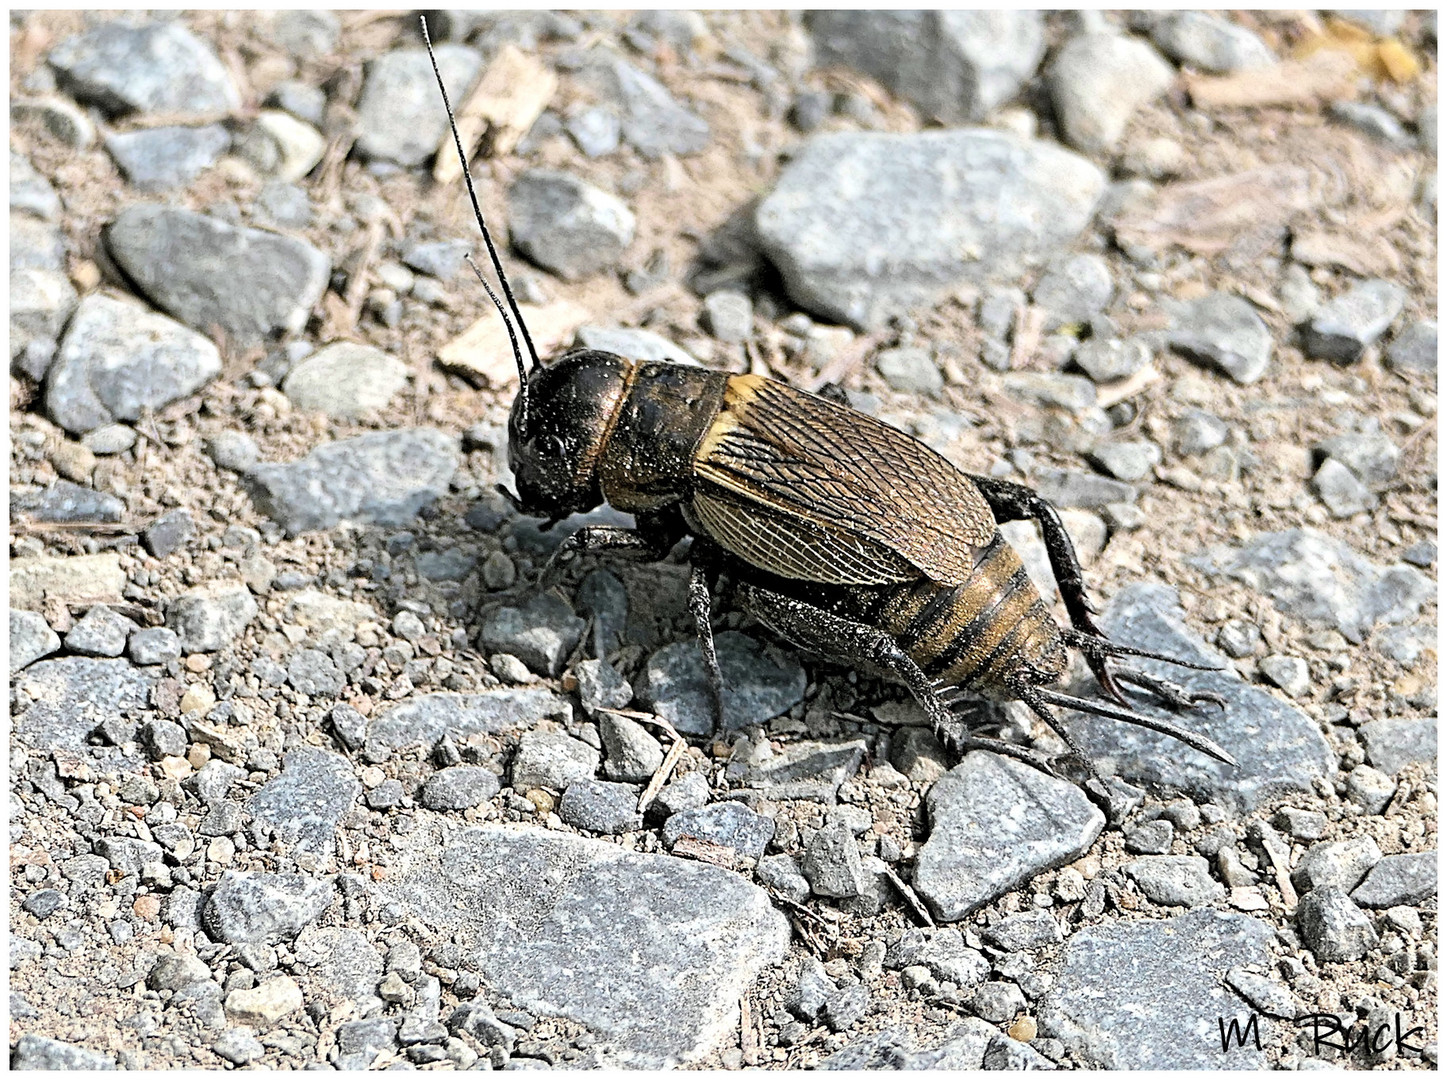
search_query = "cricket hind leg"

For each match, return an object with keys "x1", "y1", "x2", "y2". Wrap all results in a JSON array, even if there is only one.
[
  {"x1": 736, "y1": 582, "x2": 1063, "y2": 776},
  {"x1": 969, "y1": 473, "x2": 1225, "y2": 709}
]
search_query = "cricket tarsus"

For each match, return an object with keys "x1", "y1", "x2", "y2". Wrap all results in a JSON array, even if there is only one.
[{"x1": 420, "y1": 14, "x2": 536, "y2": 427}]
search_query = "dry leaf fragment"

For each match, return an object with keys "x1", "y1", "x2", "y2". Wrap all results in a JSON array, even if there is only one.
[
  {"x1": 1184, "y1": 49, "x2": 1357, "y2": 109},
  {"x1": 1112, "y1": 164, "x2": 1319, "y2": 256},
  {"x1": 433, "y1": 44, "x2": 557, "y2": 183},
  {"x1": 436, "y1": 299, "x2": 589, "y2": 386},
  {"x1": 1290, "y1": 229, "x2": 1402, "y2": 278}
]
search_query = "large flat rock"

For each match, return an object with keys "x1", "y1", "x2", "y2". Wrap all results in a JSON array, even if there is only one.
[
  {"x1": 1063, "y1": 583, "x2": 1335, "y2": 814},
  {"x1": 914, "y1": 751, "x2": 1104, "y2": 921},
  {"x1": 377, "y1": 820, "x2": 789, "y2": 1067},
  {"x1": 1039, "y1": 909, "x2": 1275, "y2": 1068}
]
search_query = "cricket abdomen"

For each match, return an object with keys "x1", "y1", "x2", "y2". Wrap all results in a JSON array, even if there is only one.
[{"x1": 879, "y1": 532, "x2": 1067, "y2": 698}]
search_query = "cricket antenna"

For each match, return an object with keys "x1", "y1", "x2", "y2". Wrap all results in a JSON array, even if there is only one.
[{"x1": 421, "y1": 14, "x2": 537, "y2": 431}]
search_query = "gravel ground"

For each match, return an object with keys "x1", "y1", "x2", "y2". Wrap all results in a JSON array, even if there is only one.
[{"x1": 9, "y1": 9, "x2": 1438, "y2": 1071}]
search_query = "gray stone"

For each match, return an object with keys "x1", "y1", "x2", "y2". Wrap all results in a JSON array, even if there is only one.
[
  {"x1": 479, "y1": 593, "x2": 586, "y2": 677},
  {"x1": 12, "y1": 480, "x2": 124, "y2": 525},
  {"x1": 104, "y1": 124, "x2": 230, "y2": 190},
  {"x1": 655, "y1": 771, "x2": 710, "y2": 816},
  {"x1": 354, "y1": 45, "x2": 483, "y2": 166},
  {"x1": 336, "y1": 1017, "x2": 397, "y2": 1070},
  {"x1": 264, "y1": 10, "x2": 340, "y2": 56},
  {"x1": 509, "y1": 169, "x2": 635, "y2": 280},
  {"x1": 1259, "y1": 654, "x2": 1311, "y2": 698},
  {"x1": 1124, "y1": 818, "x2": 1174, "y2": 855},
  {"x1": 511, "y1": 728, "x2": 599, "y2": 792},
  {"x1": 143, "y1": 508, "x2": 195, "y2": 558},
  {"x1": 21, "y1": 888, "x2": 64, "y2": 918},
  {"x1": 11, "y1": 151, "x2": 60, "y2": 219},
  {"x1": 704, "y1": 290, "x2": 753, "y2": 344},
  {"x1": 807, "y1": 11, "x2": 1044, "y2": 124},
  {"x1": 972, "y1": 980, "x2": 1027, "y2": 1023},
  {"x1": 1327, "y1": 9, "x2": 1406, "y2": 34},
  {"x1": 281, "y1": 342, "x2": 408, "y2": 419},
  {"x1": 1166, "y1": 292, "x2": 1273, "y2": 384},
  {"x1": 1386, "y1": 320, "x2": 1436, "y2": 375},
  {"x1": 1032, "y1": 468, "x2": 1134, "y2": 508},
  {"x1": 635, "y1": 631, "x2": 807, "y2": 736},
  {"x1": 914, "y1": 752, "x2": 1104, "y2": 921},
  {"x1": 211, "y1": 1029, "x2": 264, "y2": 1066},
  {"x1": 1074, "y1": 337, "x2": 1150, "y2": 383},
  {"x1": 823, "y1": 984, "x2": 870, "y2": 1033},
  {"x1": 1273, "y1": 807, "x2": 1329, "y2": 842},
  {"x1": 753, "y1": 130, "x2": 1105, "y2": 330},
  {"x1": 579, "y1": 656, "x2": 635, "y2": 715},
  {"x1": 1224, "y1": 966, "x2": 1298, "y2": 1020},
  {"x1": 983, "y1": 909, "x2": 1063, "y2": 952},
  {"x1": 267, "y1": 80, "x2": 326, "y2": 126},
  {"x1": 663, "y1": 800, "x2": 774, "y2": 860},
  {"x1": 147, "y1": 952, "x2": 212, "y2": 990},
  {"x1": 246, "y1": 747, "x2": 359, "y2": 854},
  {"x1": 731, "y1": 738, "x2": 867, "y2": 803},
  {"x1": 103, "y1": 204, "x2": 330, "y2": 349},
  {"x1": 559, "y1": 778, "x2": 641, "y2": 834},
  {"x1": 756, "y1": 854, "x2": 810, "y2": 904},
  {"x1": 11, "y1": 95, "x2": 97, "y2": 149},
  {"x1": 166, "y1": 583, "x2": 257, "y2": 653},
  {"x1": 421, "y1": 766, "x2": 501, "y2": 811},
  {"x1": 1033, "y1": 254, "x2": 1113, "y2": 329},
  {"x1": 1003, "y1": 371, "x2": 1097, "y2": 412},
  {"x1": 378, "y1": 824, "x2": 789, "y2": 1067},
  {"x1": 1089, "y1": 440, "x2": 1160, "y2": 482},
  {"x1": 10, "y1": 267, "x2": 76, "y2": 376},
  {"x1": 187, "y1": 760, "x2": 244, "y2": 805},
  {"x1": 205, "y1": 430, "x2": 260, "y2": 473},
  {"x1": 1062, "y1": 583, "x2": 1335, "y2": 813},
  {"x1": 801, "y1": 819, "x2": 866, "y2": 898},
  {"x1": 294, "y1": 925, "x2": 384, "y2": 1012},
  {"x1": 1351, "y1": 851, "x2": 1436, "y2": 908},
  {"x1": 48, "y1": 18, "x2": 240, "y2": 118},
  {"x1": 1296, "y1": 887, "x2": 1379, "y2": 962},
  {"x1": 1358, "y1": 717, "x2": 1436, "y2": 774},
  {"x1": 1039, "y1": 909, "x2": 1273, "y2": 1068},
  {"x1": 1313, "y1": 457, "x2": 1373, "y2": 517},
  {"x1": 1316, "y1": 430, "x2": 1399, "y2": 486},
  {"x1": 1293, "y1": 836, "x2": 1383, "y2": 894},
  {"x1": 1330, "y1": 101, "x2": 1415, "y2": 149},
  {"x1": 1123, "y1": 855, "x2": 1226, "y2": 907},
  {"x1": 581, "y1": 54, "x2": 710, "y2": 160},
  {"x1": 1150, "y1": 12, "x2": 1275, "y2": 73},
  {"x1": 567, "y1": 105, "x2": 622, "y2": 157},
  {"x1": 11, "y1": 1034, "x2": 116, "y2": 1070},
  {"x1": 365, "y1": 779, "x2": 403, "y2": 810},
  {"x1": 1047, "y1": 33, "x2": 1175, "y2": 155},
  {"x1": 1345, "y1": 763, "x2": 1396, "y2": 813},
  {"x1": 235, "y1": 110, "x2": 325, "y2": 184},
  {"x1": 286, "y1": 648, "x2": 343, "y2": 697},
  {"x1": 1174, "y1": 409, "x2": 1229, "y2": 456},
  {"x1": 45, "y1": 293, "x2": 221, "y2": 434},
  {"x1": 141, "y1": 718, "x2": 187, "y2": 759},
  {"x1": 245, "y1": 429, "x2": 458, "y2": 535},
  {"x1": 368, "y1": 688, "x2": 571, "y2": 750},
  {"x1": 10, "y1": 609, "x2": 60, "y2": 673},
  {"x1": 598, "y1": 710, "x2": 663, "y2": 783},
  {"x1": 1189, "y1": 528, "x2": 1433, "y2": 644},
  {"x1": 876, "y1": 346, "x2": 943, "y2": 396},
  {"x1": 402, "y1": 239, "x2": 471, "y2": 280},
  {"x1": 1215, "y1": 619, "x2": 1261, "y2": 658},
  {"x1": 205, "y1": 871, "x2": 332, "y2": 944},
  {"x1": 1301, "y1": 279, "x2": 1407, "y2": 363},
  {"x1": 13, "y1": 656, "x2": 154, "y2": 751},
  {"x1": 574, "y1": 325, "x2": 697, "y2": 367}
]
